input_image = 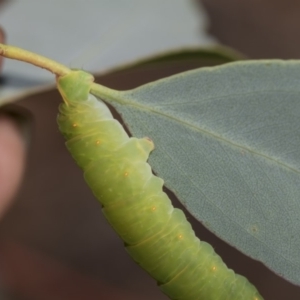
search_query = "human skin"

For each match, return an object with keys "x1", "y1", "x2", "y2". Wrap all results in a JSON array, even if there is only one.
[{"x1": 0, "y1": 27, "x2": 27, "y2": 219}]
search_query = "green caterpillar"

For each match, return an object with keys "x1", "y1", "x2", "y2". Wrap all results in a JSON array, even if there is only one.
[
  {"x1": 0, "y1": 42, "x2": 263, "y2": 299},
  {"x1": 56, "y1": 70, "x2": 263, "y2": 300}
]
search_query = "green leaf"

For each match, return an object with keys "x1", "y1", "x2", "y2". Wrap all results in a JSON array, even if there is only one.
[
  {"x1": 97, "y1": 60, "x2": 300, "y2": 286},
  {"x1": 103, "y1": 45, "x2": 245, "y2": 73},
  {"x1": 96, "y1": 46, "x2": 244, "y2": 90}
]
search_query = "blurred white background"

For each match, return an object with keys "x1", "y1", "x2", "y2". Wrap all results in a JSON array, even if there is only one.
[{"x1": 0, "y1": 0, "x2": 214, "y2": 96}]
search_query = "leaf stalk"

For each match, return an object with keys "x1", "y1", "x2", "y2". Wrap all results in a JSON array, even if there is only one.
[{"x1": 0, "y1": 43, "x2": 71, "y2": 76}]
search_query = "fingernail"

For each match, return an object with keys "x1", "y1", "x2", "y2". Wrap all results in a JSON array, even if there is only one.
[{"x1": 0, "y1": 105, "x2": 32, "y2": 150}]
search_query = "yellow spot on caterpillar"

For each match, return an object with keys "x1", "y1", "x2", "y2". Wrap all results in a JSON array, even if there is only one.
[
  {"x1": 178, "y1": 234, "x2": 183, "y2": 240},
  {"x1": 124, "y1": 172, "x2": 129, "y2": 177},
  {"x1": 72, "y1": 123, "x2": 77, "y2": 128},
  {"x1": 151, "y1": 206, "x2": 156, "y2": 211},
  {"x1": 211, "y1": 265, "x2": 217, "y2": 272},
  {"x1": 95, "y1": 140, "x2": 101, "y2": 145}
]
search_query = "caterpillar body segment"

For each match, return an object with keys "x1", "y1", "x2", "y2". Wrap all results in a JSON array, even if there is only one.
[{"x1": 57, "y1": 70, "x2": 263, "y2": 300}]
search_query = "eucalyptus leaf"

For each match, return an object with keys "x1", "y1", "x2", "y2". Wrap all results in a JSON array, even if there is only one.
[
  {"x1": 95, "y1": 46, "x2": 244, "y2": 91},
  {"x1": 96, "y1": 60, "x2": 300, "y2": 286}
]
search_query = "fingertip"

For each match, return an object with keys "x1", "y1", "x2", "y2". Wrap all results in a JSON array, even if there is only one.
[{"x1": 0, "y1": 114, "x2": 26, "y2": 218}]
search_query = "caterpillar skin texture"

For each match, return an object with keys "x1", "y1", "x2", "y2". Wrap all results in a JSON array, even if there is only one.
[{"x1": 56, "y1": 71, "x2": 263, "y2": 300}]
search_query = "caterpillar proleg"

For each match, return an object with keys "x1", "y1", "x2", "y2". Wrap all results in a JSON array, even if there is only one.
[{"x1": 57, "y1": 70, "x2": 263, "y2": 300}]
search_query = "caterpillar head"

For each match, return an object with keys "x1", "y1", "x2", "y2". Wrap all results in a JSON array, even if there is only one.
[{"x1": 57, "y1": 70, "x2": 94, "y2": 105}]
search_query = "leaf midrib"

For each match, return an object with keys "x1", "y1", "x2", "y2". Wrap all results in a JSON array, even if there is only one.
[{"x1": 108, "y1": 89, "x2": 300, "y2": 175}]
